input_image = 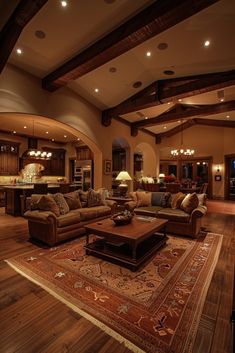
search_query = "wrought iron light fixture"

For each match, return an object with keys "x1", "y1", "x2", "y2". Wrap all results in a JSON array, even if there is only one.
[{"x1": 170, "y1": 121, "x2": 195, "y2": 158}]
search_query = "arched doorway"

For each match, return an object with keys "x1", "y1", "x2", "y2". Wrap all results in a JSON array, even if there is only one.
[{"x1": 0, "y1": 113, "x2": 102, "y2": 189}]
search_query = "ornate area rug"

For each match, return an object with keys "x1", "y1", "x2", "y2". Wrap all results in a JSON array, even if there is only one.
[{"x1": 6, "y1": 233, "x2": 222, "y2": 353}]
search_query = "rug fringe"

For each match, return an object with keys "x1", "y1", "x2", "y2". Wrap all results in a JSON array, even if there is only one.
[{"x1": 5, "y1": 259, "x2": 146, "y2": 353}]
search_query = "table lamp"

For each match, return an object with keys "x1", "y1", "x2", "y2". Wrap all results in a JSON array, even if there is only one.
[{"x1": 116, "y1": 170, "x2": 132, "y2": 197}]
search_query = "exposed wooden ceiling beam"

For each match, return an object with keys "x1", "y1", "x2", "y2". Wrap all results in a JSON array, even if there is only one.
[
  {"x1": 194, "y1": 118, "x2": 235, "y2": 127},
  {"x1": 102, "y1": 69, "x2": 235, "y2": 122},
  {"x1": 131, "y1": 100, "x2": 235, "y2": 132},
  {"x1": 155, "y1": 118, "x2": 235, "y2": 143},
  {"x1": 42, "y1": 0, "x2": 219, "y2": 91},
  {"x1": 0, "y1": 0, "x2": 48, "y2": 74}
]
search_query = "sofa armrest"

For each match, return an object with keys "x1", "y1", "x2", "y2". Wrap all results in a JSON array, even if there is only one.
[
  {"x1": 104, "y1": 199, "x2": 117, "y2": 214},
  {"x1": 24, "y1": 210, "x2": 57, "y2": 224},
  {"x1": 124, "y1": 201, "x2": 137, "y2": 212},
  {"x1": 191, "y1": 205, "x2": 207, "y2": 221}
]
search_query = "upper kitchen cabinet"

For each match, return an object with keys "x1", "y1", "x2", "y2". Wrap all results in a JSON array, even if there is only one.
[{"x1": 0, "y1": 140, "x2": 20, "y2": 175}]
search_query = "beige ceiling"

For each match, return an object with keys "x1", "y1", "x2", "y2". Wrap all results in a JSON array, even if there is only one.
[{"x1": 4, "y1": 0, "x2": 235, "y2": 136}]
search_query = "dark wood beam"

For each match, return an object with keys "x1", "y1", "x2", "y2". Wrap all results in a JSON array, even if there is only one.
[
  {"x1": 42, "y1": 0, "x2": 219, "y2": 91},
  {"x1": 103, "y1": 69, "x2": 235, "y2": 120},
  {"x1": 194, "y1": 118, "x2": 235, "y2": 128},
  {"x1": 155, "y1": 118, "x2": 235, "y2": 143},
  {"x1": 132, "y1": 100, "x2": 235, "y2": 130},
  {"x1": 0, "y1": 0, "x2": 48, "y2": 74}
]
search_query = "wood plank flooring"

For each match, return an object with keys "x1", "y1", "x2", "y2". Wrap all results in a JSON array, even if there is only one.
[{"x1": 0, "y1": 201, "x2": 234, "y2": 353}]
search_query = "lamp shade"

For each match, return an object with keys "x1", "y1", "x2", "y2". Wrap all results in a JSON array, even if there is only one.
[
  {"x1": 159, "y1": 173, "x2": 165, "y2": 178},
  {"x1": 116, "y1": 171, "x2": 132, "y2": 181}
]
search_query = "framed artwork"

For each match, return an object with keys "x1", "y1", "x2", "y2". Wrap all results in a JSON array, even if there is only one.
[
  {"x1": 104, "y1": 160, "x2": 112, "y2": 174},
  {"x1": 214, "y1": 175, "x2": 222, "y2": 181}
]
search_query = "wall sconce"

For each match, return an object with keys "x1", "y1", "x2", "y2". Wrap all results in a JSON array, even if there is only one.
[{"x1": 216, "y1": 165, "x2": 221, "y2": 172}]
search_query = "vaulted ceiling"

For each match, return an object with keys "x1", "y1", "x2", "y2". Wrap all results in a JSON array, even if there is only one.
[{"x1": 0, "y1": 0, "x2": 235, "y2": 142}]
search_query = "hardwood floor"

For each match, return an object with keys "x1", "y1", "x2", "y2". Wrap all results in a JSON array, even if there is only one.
[{"x1": 0, "y1": 201, "x2": 234, "y2": 353}]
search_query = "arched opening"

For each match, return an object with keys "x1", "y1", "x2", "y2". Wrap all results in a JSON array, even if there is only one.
[
  {"x1": 112, "y1": 137, "x2": 131, "y2": 192},
  {"x1": 0, "y1": 112, "x2": 102, "y2": 189}
]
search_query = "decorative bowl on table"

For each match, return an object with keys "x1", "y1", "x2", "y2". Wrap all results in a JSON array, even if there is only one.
[{"x1": 111, "y1": 210, "x2": 133, "y2": 225}]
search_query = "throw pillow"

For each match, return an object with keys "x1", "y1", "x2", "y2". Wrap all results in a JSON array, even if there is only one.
[
  {"x1": 78, "y1": 190, "x2": 88, "y2": 207},
  {"x1": 30, "y1": 194, "x2": 43, "y2": 210},
  {"x1": 151, "y1": 192, "x2": 165, "y2": 206},
  {"x1": 53, "y1": 193, "x2": 70, "y2": 215},
  {"x1": 97, "y1": 188, "x2": 107, "y2": 205},
  {"x1": 37, "y1": 195, "x2": 60, "y2": 217},
  {"x1": 171, "y1": 192, "x2": 186, "y2": 209},
  {"x1": 161, "y1": 192, "x2": 171, "y2": 207},
  {"x1": 63, "y1": 191, "x2": 82, "y2": 210},
  {"x1": 197, "y1": 193, "x2": 206, "y2": 206},
  {"x1": 87, "y1": 189, "x2": 102, "y2": 207},
  {"x1": 136, "y1": 191, "x2": 151, "y2": 207},
  {"x1": 180, "y1": 192, "x2": 199, "y2": 214}
]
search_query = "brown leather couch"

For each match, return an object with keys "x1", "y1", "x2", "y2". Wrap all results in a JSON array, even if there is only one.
[
  {"x1": 24, "y1": 195, "x2": 117, "y2": 246},
  {"x1": 125, "y1": 191, "x2": 207, "y2": 238}
]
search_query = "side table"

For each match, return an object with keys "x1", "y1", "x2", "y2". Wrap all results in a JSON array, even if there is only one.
[{"x1": 107, "y1": 196, "x2": 132, "y2": 211}]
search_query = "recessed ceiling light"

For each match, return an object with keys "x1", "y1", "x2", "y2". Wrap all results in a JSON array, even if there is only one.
[
  {"x1": 35, "y1": 30, "x2": 46, "y2": 39},
  {"x1": 204, "y1": 40, "x2": 210, "y2": 47},
  {"x1": 94, "y1": 88, "x2": 99, "y2": 93},
  {"x1": 13, "y1": 131, "x2": 16, "y2": 134},
  {"x1": 52, "y1": 138, "x2": 55, "y2": 141},
  {"x1": 157, "y1": 42, "x2": 168, "y2": 50},
  {"x1": 146, "y1": 51, "x2": 151, "y2": 57},
  {"x1": 61, "y1": 1, "x2": 67, "y2": 7},
  {"x1": 220, "y1": 98, "x2": 224, "y2": 102},
  {"x1": 163, "y1": 126, "x2": 167, "y2": 129},
  {"x1": 163, "y1": 70, "x2": 175, "y2": 76},
  {"x1": 226, "y1": 115, "x2": 230, "y2": 118},
  {"x1": 178, "y1": 120, "x2": 181, "y2": 123},
  {"x1": 145, "y1": 116, "x2": 148, "y2": 120},
  {"x1": 23, "y1": 125, "x2": 27, "y2": 129},
  {"x1": 64, "y1": 135, "x2": 67, "y2": 138},
  {"x1": 16, "y1": 48, "x2": 22, "y2": 55},
  {"x1": 167, "y1": 102, "x2": 171, "y2": 105},
  {"x1": 178, "y1": 99, "x2": 182, "y2": 102},
  {"x1": 46, "y1": 131, "x2": 49, "y2": 134},
  {"x1": 77, "y1": 137, "x2": 80, "y2": 140},
  {"x1": 133, "y1": 81, "x2": 142, "y2": 88},
  {"x1": 109, "y1": 67, "x2": 117, "y2": 73}
]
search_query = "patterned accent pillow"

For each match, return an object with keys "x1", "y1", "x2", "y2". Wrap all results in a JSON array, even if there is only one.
[
  {"x1": 87, "y1": 189, "x2": 102, "y2": 207},
  {"x1": 171, "y1": 192, "x2": 186, "y2": 209},
  {"x1": 78, "y1": 190, "x2": 88, "y2": 207},
  {"x1": 63, "y1": 191, "x2": 82, "y2": 210},
  {"x1": 37, "y1": 195, "x2": 60, "y2": 217},
  {"x1": 151, "y1": 192, "x2": 165, "y2": 206},
  {"x1": 30, "y1": 194, "x2": 43, "y2": 210},
  {"x1": 161, "y1": 192, "x2": 171, "y2": 207},
  {"x1": 136, "y1": 191, "x2": 151, "y2": 207},
  {"x1": 53, "y1": 193, "x2": 70, "y2": 215},
  {"x1": 180, "y1": 192, "x2": 199, "y2": 214}
]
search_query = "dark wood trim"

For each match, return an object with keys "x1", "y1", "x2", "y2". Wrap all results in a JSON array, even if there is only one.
[
  {"x1": 0, "y1": 0, "x2": 48, "y2": 74},
  {"x1": 103, "y1": 69, "x2": 235, "y2": 119},
  {"x1": 224, "y1": 154, "x2": 235, "y2": 200},
  {"x1": 195, "y1": 118, "x2": 235, "y2": 128},
  {"x1": 42, "y1": 0, "x2": 219, "y2": 91},
  {"x1": 132, "y1": 100, "x2": 235, "y2": 130}
]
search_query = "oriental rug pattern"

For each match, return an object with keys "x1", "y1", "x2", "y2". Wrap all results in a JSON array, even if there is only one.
[{"x1": 6, "y1": 233, "x2": 222, "y2": 353}]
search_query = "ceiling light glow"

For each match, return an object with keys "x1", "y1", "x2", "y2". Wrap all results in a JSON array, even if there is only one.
[
  {"x1": 146, "y1": 51, "x2": 151, "y2": 57},
  {"x1": 163, "y1": 126, "x2": 167, "y2": 129},
  {"x1": 204, "y1": 40, "x2": 210, "y2": 47},
  {"x1": 226, "y1": 115, "x2": 230, "y2": 118},
  {"x1": 24, "y1": 126, "x2": 27, "y2": 129},
  {"x1": 94, "y1": 88, "x2": 99, "y2": 93},
  {"x1": 145, "y1": 116, "x2": 148, "y2": 120},
  {"x1": 46, "y1": 131, "x2": 49, "y2": 134},
  {"x1": 64, "y1": 135, "x2": 67, "y2": 138},
  {"x1": 61, "y1": 1, "x2": 67, "y2": 7},
  {"x1": 220, "y1": 98, "x2": 224, "y2": 102},
  {"x1": 16, "y1": 48, "x2": 22, "y2": 55},
  {"x1": 13, "y1": 131, "x2": 16, "y2": 134}
]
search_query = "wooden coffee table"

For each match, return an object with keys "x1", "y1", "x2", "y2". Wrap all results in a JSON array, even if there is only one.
[{"x1": 84, "y1": 216, "x2": 168, "y2": 271}]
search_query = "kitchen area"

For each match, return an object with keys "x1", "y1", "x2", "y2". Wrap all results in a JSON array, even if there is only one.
[{"x1": 0, "y1": 121, "x2": 93, "y2": 216}]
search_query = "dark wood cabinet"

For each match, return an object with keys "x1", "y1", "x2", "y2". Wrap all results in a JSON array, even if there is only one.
[
  {"x1": 0, "y1": 140, "x2": 19, "y2": 175},
  {"x1": 112, "y1": 149, "x2": 126, "y2": 172},
  {"x1": 76, "y1": 146, "x2": 92, "y2": 160}
]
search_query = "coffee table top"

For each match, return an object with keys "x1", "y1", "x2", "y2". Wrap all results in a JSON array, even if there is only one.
[{"x1": 85, "y1": 216, "x2": 168, "y2": 242}]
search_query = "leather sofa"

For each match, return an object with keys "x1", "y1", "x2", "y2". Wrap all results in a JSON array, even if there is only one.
[
  {"x1": 24, "y1": 192, "x2": 117, "y2": 246},
  {"x1": 124, "y1": 191, "x2": 207, "y2": 238}
]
